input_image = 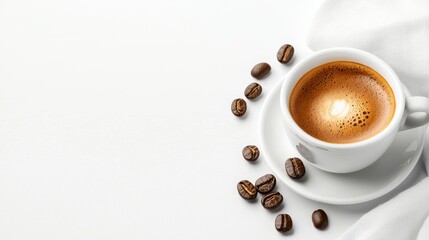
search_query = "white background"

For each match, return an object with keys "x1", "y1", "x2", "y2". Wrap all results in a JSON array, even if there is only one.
[{"x1": 0, "y1": 0, "x2": 425, "y2": 239}]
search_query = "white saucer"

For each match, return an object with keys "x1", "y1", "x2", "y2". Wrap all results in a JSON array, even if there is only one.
[{"x1": 259, "y1": 78, "x2": 425, "y2": 205}]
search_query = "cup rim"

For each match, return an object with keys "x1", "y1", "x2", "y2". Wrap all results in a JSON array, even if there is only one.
[{"x1": 280, "y1": 47, "x2": 405, "y2": 150}]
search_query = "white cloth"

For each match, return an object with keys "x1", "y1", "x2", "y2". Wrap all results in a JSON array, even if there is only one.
[{"x1": 307, "y1": 0, "x2": 429, "y2": 239}]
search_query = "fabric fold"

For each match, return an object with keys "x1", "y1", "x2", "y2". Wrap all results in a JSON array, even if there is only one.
[{"x1": 338, "y1": 178, "x2": 429, "y2": 240}]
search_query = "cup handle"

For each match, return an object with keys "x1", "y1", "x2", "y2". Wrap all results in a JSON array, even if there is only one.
[{"x1": 400, "y1": 96, "x2": 429, "y2": 131}]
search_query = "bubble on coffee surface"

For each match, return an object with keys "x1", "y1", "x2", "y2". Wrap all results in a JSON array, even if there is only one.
[{"x1": 289, "y1": 61, "x2": 395, "y2": 144}]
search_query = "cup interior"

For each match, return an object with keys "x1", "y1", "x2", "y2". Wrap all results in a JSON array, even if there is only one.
[{"x1": 280, "y1": 48, "x2": 405, "y2": 149}]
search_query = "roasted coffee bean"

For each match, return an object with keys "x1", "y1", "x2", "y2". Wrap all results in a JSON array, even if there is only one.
[
  {"x1": 312, "y1": 209, "x2": 328, "y2": 230},
  {"x1": 275, "y1": 214, "x2": 293, "y2": 232},
  {"x1": 237, "y1": 180, "x2": 257, "y2": 200},
  {"x1": 261, "y1": 191, "x2": 283, "y2": 209},
  {"x1": 251, "y1": 62, "x2": 271, "y2": 79},
  {"x1": 242, "y1": 145, "x2": 259, "y2": 161},
  {"x1": 277, "y1": 44, "x2": 294, "y2": 64},
  {"x1": 255, "y1": 174, "x2": 276, "y2": 193},
  {"x1": 285, "y1": 157, "x2": 306, "y2": 179},
  {"x1": 231, "y1": 98, "x2": 247, "y2": 117},
  {"x1": 244, "y1": 83, "x2": 262, "y2": 99}
]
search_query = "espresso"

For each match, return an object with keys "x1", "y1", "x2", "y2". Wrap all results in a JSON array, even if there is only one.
[{"x1": 289, "y1": 61, "x2": 395, "y2": 144}]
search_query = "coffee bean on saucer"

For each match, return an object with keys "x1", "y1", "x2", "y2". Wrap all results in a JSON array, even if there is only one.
[
  {"x1": 242, "y1": 145, "x2": 259, "y2": 161},
  {"x1": 237, "y1": 180, "x2": 257, "y2": 200},
  {"x1": 261, "y1": 191, "x2": 283, "y2": 209},
  {"x1": 231, "y1": 98, "x2": 247, "y2": 117},
  {"x1": 251, "y1": 62, "x2": 271, "y2": 79},
  {"x1": 285, "y1": 157, "x2": 306, "y2": 179},
  {"x1": 312, "y1": 209, "x2": 328, "y2": 230},
  {"x1": 244, "y1": 82, "x2": 262, "y2": 99},
  {"x1": 275, "y1": 214, "x2": 293, "y2": 232},
  {"x1": 255, "y1": 174, "x2": 276, "y2": 193},
  {"x1": 277, "y1": 44, "x2": 294, "y2": 64}
]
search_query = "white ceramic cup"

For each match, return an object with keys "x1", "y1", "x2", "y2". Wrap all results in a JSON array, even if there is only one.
[{"x1": 280, "y1": 47, "x2": 429, "y2": 173}]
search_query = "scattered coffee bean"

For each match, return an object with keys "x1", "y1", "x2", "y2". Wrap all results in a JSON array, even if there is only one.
[
  {"x1": 231, "y1": 98, "x2": 247, "y2": 117},
  {"x1": 275, "y1": 214, "x2": 293, "y2": 232},
  {"x1": 237, "y1": 180, "x2": 257, "y2": 200},
  {"x1": 242, "y1": 145, "x2": 259, "y2": 161},
  {"x1": 244, "y1": 83, "x2": 262, "y2": 99},
  {"x1": 251, "y1": 62, "x2": 271, "y2": 79},
  {"x1": 312, "y1": 209, "x2": 328, "y2": 230},
  {"x1": 277, "y1": 44, "x2": 294, "y2": 64},
  {"x1": 285, "y1": 157, "x2": 306, "y2": 179},
  {"x1": 255, "y1": 174, "x2": 276, "y2": 193},
  {"x1": 261, "y1": 191, "x2": 283, "y2": 209}
]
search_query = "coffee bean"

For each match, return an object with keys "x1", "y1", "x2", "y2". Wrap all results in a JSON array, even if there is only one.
[
  {"x1": 261, "y1": 191, "x2": 283, "y2": 209},
  {"x1": 237, "y1": 180, "x2": 257, "y2": 200},
  {"x1": 277, "y1": 44, "x2": 294, "y2": 64},
  {"x1": 242, "y1": 145, "x2": 259, "y2": 161},
  {"x1": 275, "y1": 214, "x2": 293, "y2": 232},
  {"x1": 285, "y1": 157, "x2": 306, "y2": 179},
  {"x1": 312, "y1": 209, "x2": 328, "y2": 230},
  {"x1": 231, "y1": 98, "x2": 247, "y2": 117},
  {"x1": 244, "y1": 83, "x2": 262, "y2": 99},
  {"x1": 251, "y1": 62, "x2": 271, "y2": 79},
  {"x1": 255, "y1": 174, "x2": 276, "y2": 193}
]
